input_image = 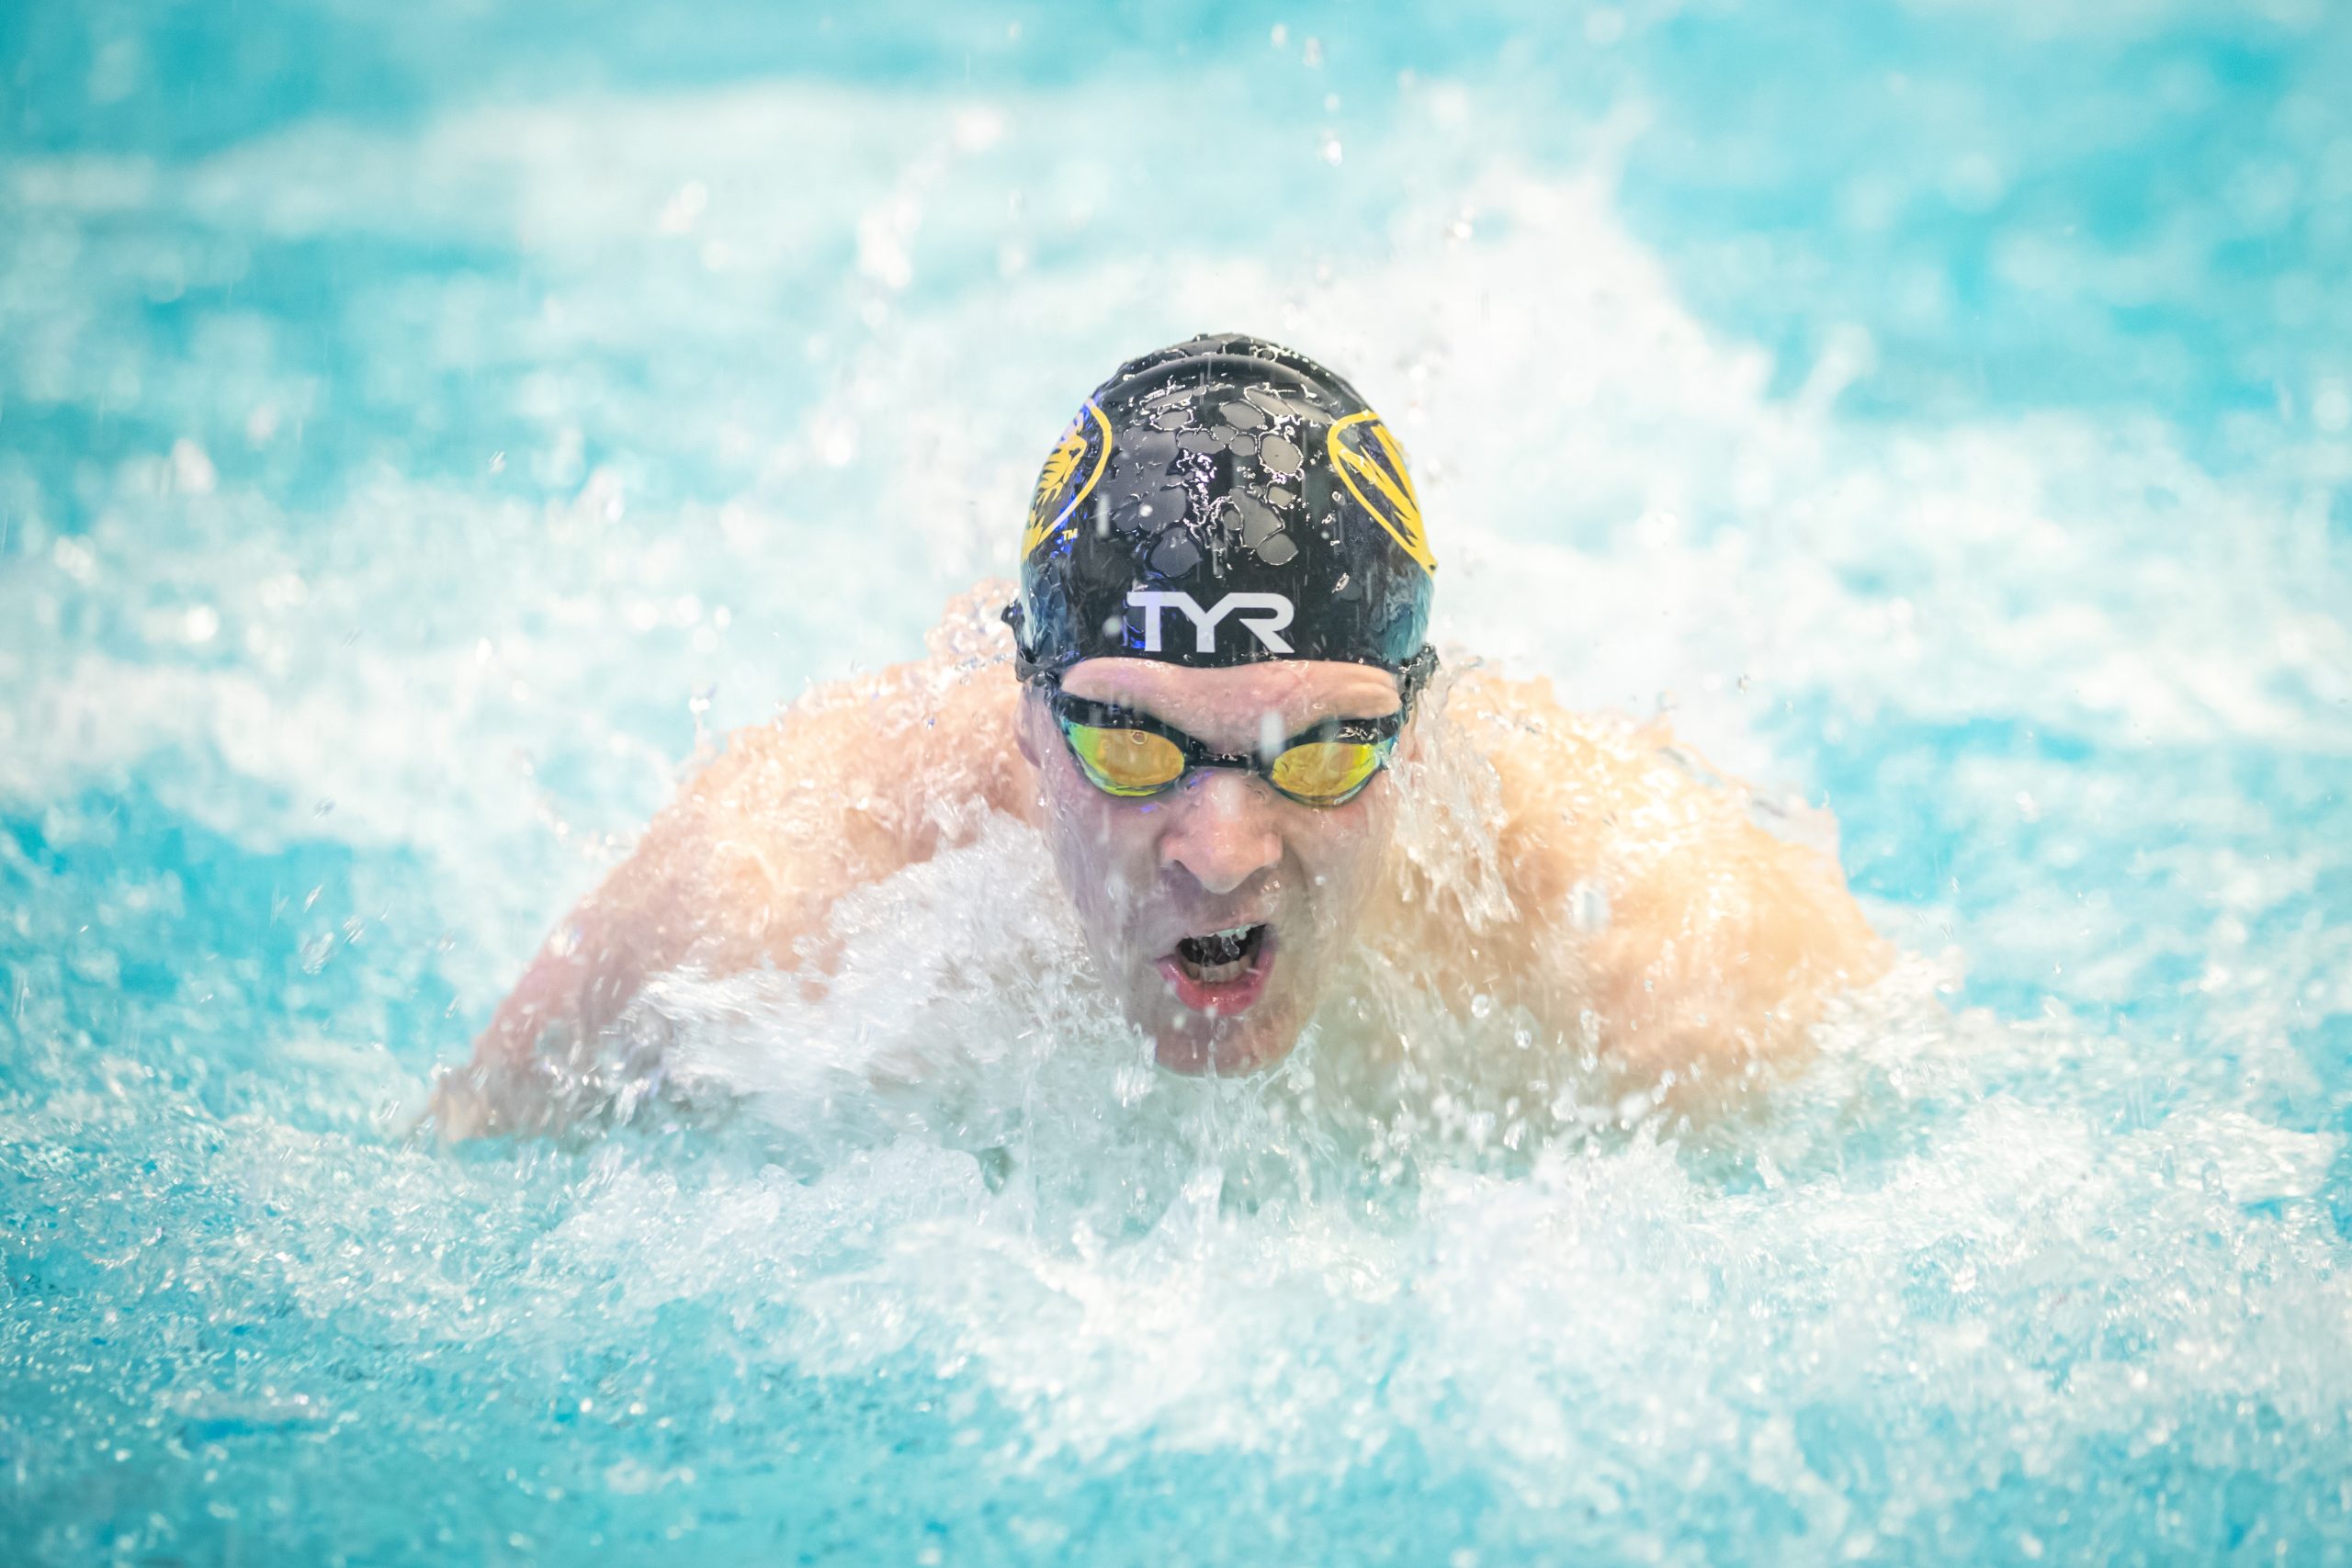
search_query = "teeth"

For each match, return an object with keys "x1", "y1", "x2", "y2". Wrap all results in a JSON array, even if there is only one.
[{"x1": 1173, "y1": 922, "x2": 1265, "y2": 987}]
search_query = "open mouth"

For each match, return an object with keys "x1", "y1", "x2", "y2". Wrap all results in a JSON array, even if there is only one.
[
  {"x1": 1157, "y1": 923, "x2": 1276, "y2": 1016},
  {"x1": 1176, "y1": 923, "x2": 1267, "y2": 983}
]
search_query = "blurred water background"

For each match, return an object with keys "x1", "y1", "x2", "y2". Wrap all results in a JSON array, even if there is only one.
[{"x1": 4, "y1": 1, "x2": 2351, "y2": 1562}]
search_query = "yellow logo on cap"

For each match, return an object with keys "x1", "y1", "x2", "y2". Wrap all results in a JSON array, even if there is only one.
[
  {"x1": 1328, "y1": 412, "x2": 1434, "y2": 573},
  {"x1": 1023, "y1": 399, "x2": 1115, "y2": 558}
]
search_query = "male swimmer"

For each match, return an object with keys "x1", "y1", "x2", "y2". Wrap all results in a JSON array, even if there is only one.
[{"x1": 435, "y1": 334, "x2": 1885, "y2": 1135}]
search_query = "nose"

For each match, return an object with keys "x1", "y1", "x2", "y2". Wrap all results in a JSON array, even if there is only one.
[{"x1": 1159, "y1": 769, "x2": 1283, "y2": 895}]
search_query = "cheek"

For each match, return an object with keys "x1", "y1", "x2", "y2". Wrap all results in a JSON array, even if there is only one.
[
  {"x1": 1040, "y1": 772, "x2": 1157, "y2": 912},
  {"x1": 1286, "y1": 789, "x2": 1397, "y2": 930}
]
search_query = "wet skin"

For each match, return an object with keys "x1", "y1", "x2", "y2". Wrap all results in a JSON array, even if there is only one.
[
  {"x1": 434, "y1": 587, "x2": 1889, "y2": 1135},
  {"x1": 1019, "y1": 657, "x2": 1407, "y2": 1077}
]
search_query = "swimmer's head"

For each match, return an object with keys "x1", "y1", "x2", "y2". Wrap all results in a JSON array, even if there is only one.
[
  {"x1": 1007, "y1": 334, "x2": 1437, "y2": 1077},
  {"x1": 1005, "y1": 332, "x2": 1435, "y2": 690}
]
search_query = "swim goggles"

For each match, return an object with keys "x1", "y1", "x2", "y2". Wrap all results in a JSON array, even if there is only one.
[
  {"x1": 1045, "y1": 694, "x2": 1397, "y2": 806},
  {"x1": 1027, "y1": 649, "x2": 1434, "y2": 807}
]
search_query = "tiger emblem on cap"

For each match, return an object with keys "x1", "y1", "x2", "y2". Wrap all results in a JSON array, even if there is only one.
[
  {"x1": 1327, "y1": 412, "x2": 1435, "y2": 574},
  {"x1": 1022, "y1": 399, "x2": 1114, "y2": 558}
]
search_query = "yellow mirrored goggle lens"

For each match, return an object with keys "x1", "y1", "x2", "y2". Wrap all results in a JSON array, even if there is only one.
[
  {"x1": 1065, "y1": 723, "x2": 1186, "y2": 795},
  {"x1": 1267, "y1": 739, "x2": 1384, "y2": 805}
]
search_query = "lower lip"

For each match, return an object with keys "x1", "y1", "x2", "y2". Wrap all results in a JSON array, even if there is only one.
[{"x1": 1155, "y1": 934, "x2": 1276, "y2": 1018}]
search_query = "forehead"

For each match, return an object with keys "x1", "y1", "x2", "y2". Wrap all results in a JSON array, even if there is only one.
[{"x1": 1060, "y1": 657, "x2": 1401, "y2": 731}]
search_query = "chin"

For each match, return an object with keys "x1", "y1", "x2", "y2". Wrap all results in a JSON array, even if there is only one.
[{"x1": 1147, "y1": 1006, "x2": 1301, "y2": 1077}]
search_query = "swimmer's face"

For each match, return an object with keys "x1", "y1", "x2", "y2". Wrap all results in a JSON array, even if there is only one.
[{"x1": 1017, "y1": 657, "x2": 1405, "y2": 1076}]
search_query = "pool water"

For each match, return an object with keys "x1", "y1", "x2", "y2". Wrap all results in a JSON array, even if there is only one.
[{"x1": 6, "y1": 1, "x2": 2351, "y2": 1562}]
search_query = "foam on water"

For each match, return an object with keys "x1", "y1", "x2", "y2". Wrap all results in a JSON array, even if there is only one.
[{"x1": 6, "y1": 8, "x2": 2352, "y2": 1562}]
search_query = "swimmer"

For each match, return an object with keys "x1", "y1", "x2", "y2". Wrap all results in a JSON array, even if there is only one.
[{"x1": 433, "y1": 333, "x2": 1887, "y2": 1135}]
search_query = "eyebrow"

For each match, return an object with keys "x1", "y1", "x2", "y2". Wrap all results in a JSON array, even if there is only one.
[{"x1": 1090, "y1": 687, "x2": 1401, "y2": 737}]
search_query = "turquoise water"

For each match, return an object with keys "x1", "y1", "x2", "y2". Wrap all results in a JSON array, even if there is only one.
[{"x1": 6, "y1": 1, "x2": 2351, "y2": 1562}]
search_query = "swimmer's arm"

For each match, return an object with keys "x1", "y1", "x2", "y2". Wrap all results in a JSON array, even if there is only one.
[
  {"x1": 1468, "y1": 673, "x2": 1891, "y2": 1103},
  {"x1": 431, "y1": 655, "x2": 1026, "y2": 1137},
  {"x1": 425, "y1": 786, "x2": 715, "y2": 1139}
]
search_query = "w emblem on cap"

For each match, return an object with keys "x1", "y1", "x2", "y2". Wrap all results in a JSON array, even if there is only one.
[
  {"x1": 1328, "y1": 412, "x2": 1435, "y2": 574},
  {"x1": 1022, "y1": 399, "x2": 1114, "y2": 558}
]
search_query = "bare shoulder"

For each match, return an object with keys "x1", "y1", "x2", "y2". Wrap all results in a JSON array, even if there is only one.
[
  {"x1": 658, "y1": 585, "x2": 1032, "y2": 964},
  {"x1": 1443, "y1": 666, "x2": 1837, "y2": 900},
  {"x1": 573, "y1": 583, "x2": 1034, "y2": 974},
  {"x1": 431, "y1": 586, "x2": 1031, "y2": 1137},
  {"x1": 685, "y1": 603, "x2": 1026, "y2": 832},
  {"x1": 1441, "y1": 663, "x2": 1890, "y2": 1092}
]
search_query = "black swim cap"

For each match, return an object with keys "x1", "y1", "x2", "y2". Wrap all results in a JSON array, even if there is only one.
[{"x1": 1006, "y1": 333, "x2": 1436, "y2": 694}]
